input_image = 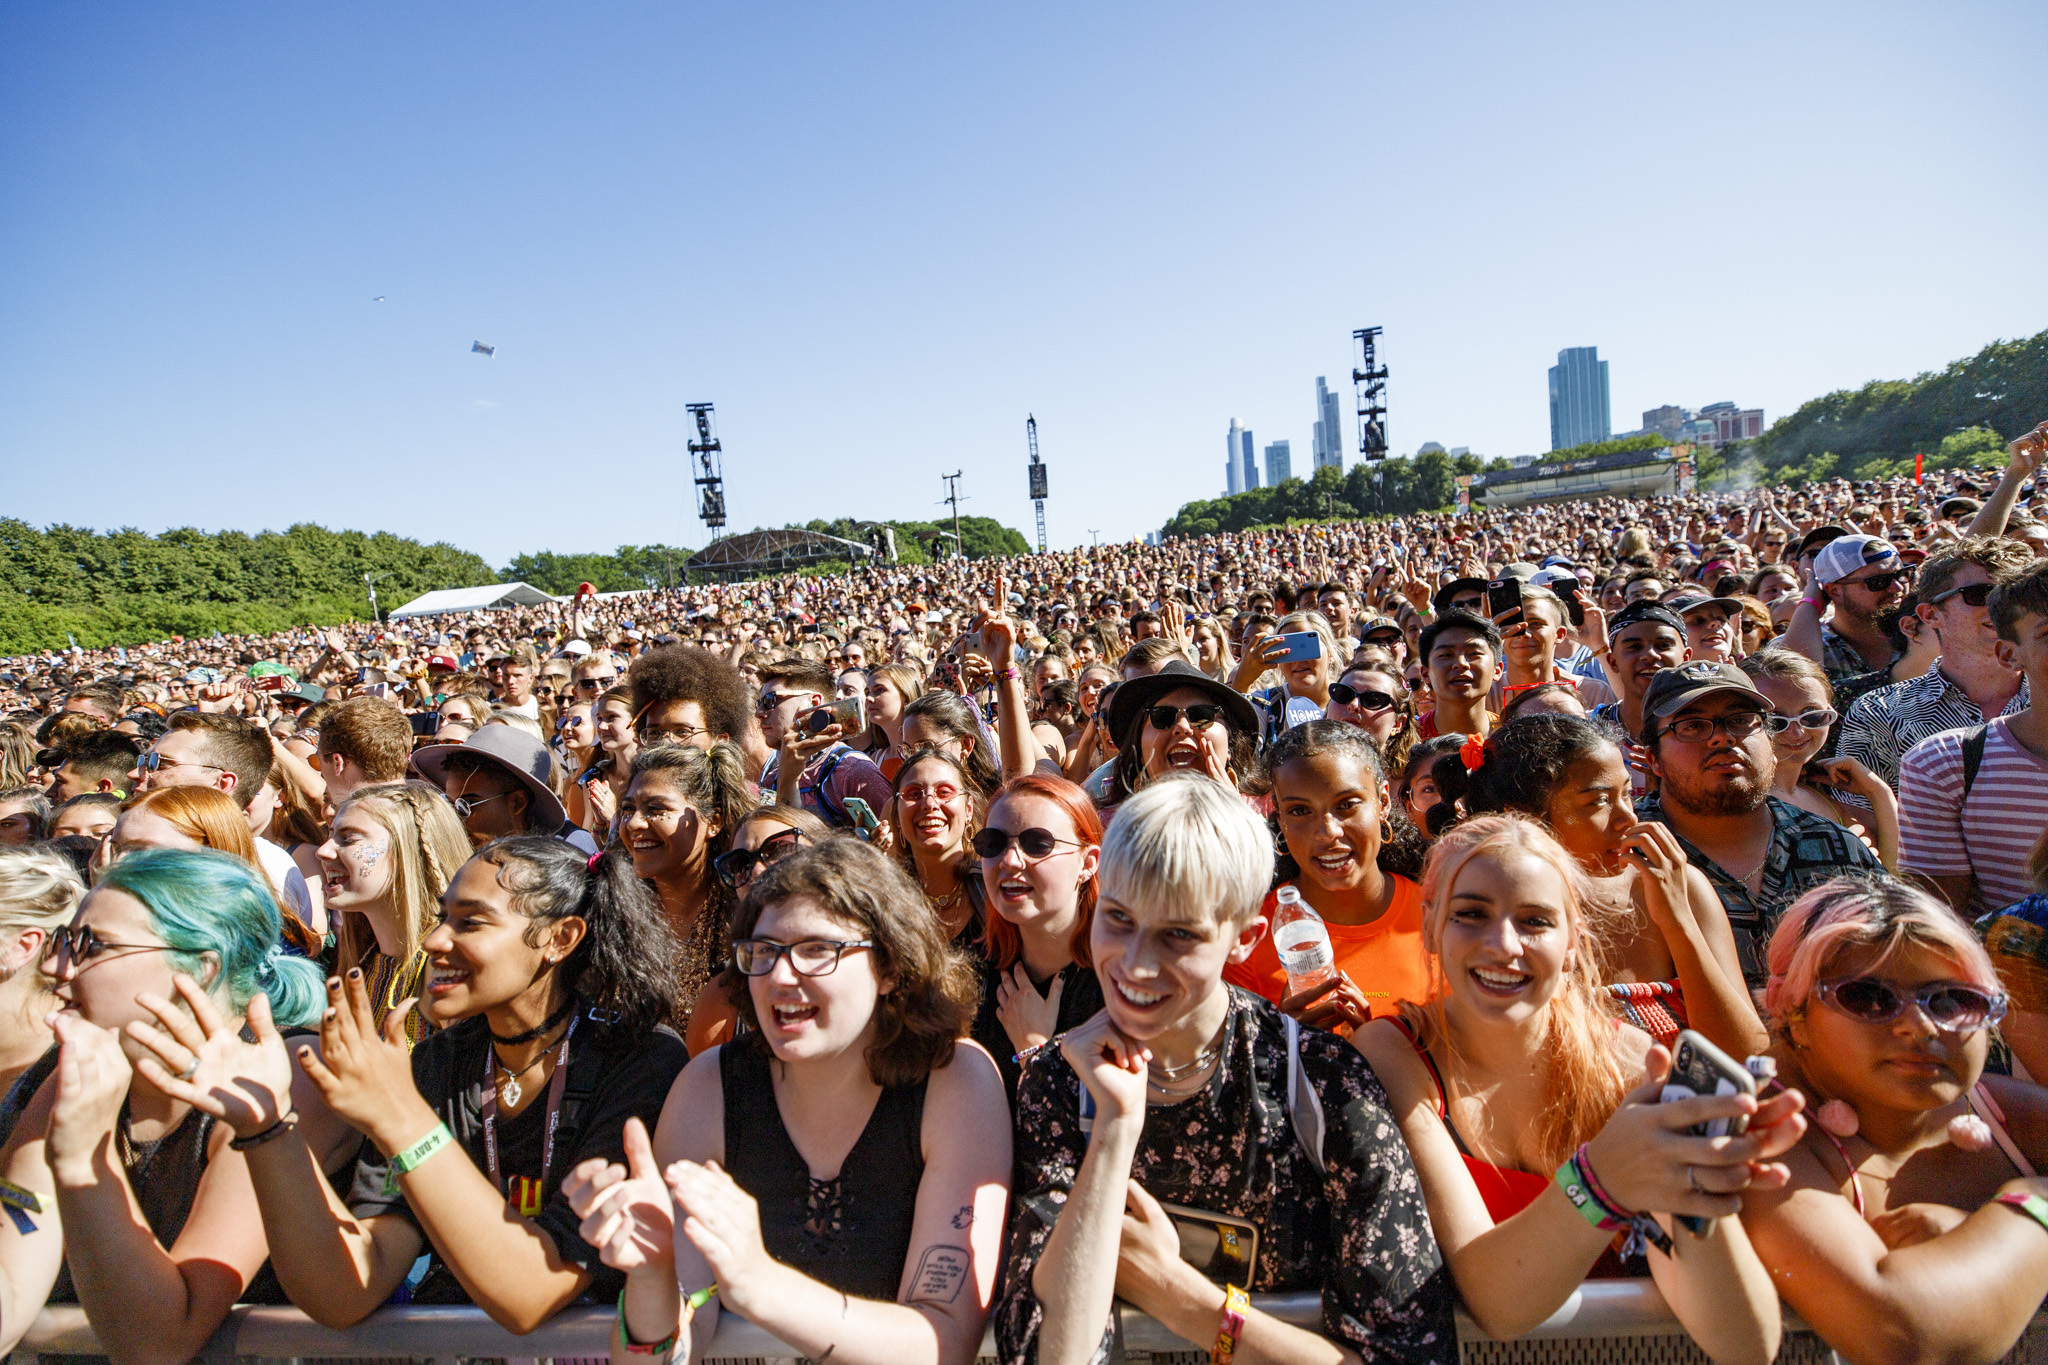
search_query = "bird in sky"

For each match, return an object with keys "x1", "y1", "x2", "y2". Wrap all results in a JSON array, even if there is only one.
[{"x1": 472, "y1": 341, "x2": 495, "y2": 357}]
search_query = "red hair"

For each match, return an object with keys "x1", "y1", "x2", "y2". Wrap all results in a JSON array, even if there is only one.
[{"x1": 979, "y1": 774, "x2": 1104, "y2": 972}]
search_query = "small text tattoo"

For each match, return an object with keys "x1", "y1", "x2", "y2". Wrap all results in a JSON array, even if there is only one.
[
  {"x1": 910, "y1": 1245, "x2": 970, "y2": 1304},
  {"x1": 949, "y1": 1205, "x2": 973, "y2": 1229}
]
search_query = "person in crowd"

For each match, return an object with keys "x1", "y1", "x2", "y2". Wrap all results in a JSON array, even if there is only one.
[
  {"x1": 0, "y1": 789, "x2": 47, "y2": 847},
  {"x1": 623, "y1": 644, "x2": 754, "y2": 750},
  {"x1": 1635, "y1": 662, "x2": 1884, "y2": 987},
  {"x1": 1351, "y1": 814, "x2": 1793, "y2": 1356},
  {"x1": 569, "y1": 651, "x2": 621, "y2": 707},
  {"x1": 0, "y1": 849, "x2": 343, "y2": 1361},
  {"x1": 262, "y1": 762, "x2": 332, "y2": 932},
  {"x1": 1980, "y1": 825, "x2": 2048, "y2": 1082},
  {"x1": 1500, "y1": 680, "x2": 1588, "y2": 720},
  {"x1": 1900, "y1": 559, "x2": 2048, "y2": 918},
  {"x1": 435, "y1": 692, "x2": 490, "y2": 746},
  {"x1": 47, "y1": 730, "x2": 143, "y2": 804},
  {"x1": 890, "y1": 745, "x2": 986, "y2": 942},
  {"x1": 1738, "y1": 876, "x2": 2048, "y2": 1365},
  {"x1": 485, "y1": 643, "x2": 542, "y2": 720},
  {"x1": 1059, "y1": 663, "x2": 1122, "y2": 784},
  {"x1": 313, "y1": 696, "x2": 414, "y2": 809},
  {"x1": 48, "y1": 792, "x2": 120, "y2": 842},
  {"x1": 1224, "y1": 721, "x2": 1429, "y2": 1030},
  {"x1": 581, "y1": 682, "x2": 639, "y2": 830},
  {"x1": 758, "y1": 659, "x2": 895, "y2": 828},
  {"x1": 109, "y1": 786, "x2": 323, "y2": 953},
  {"x1": 1187, "y1": 612, "x2": 1236, "y2": 681},
  {"x1": 0, "y1": 847, "x2": 82, "y2": 1132},
  {"x1": 618, "y1": 741, "x2": 757, "y2": 1038},
  {"x1": 555, "y1": 701, "x2": 600, "y2": 828},
  {"x1": 1097, "y1": 659, "x2": 1261, "y2": 809},
  {"x1": 1784, "y1": 534, "x2": 1913, "y2": 686},
  {"x1": 414, "y1": 725, "x2": 597, "y2": 853},
  {"x1": 972, "y1": 773, "x2": 1104, "y2": 1098},
  {"x1": 1416, "y1": 609, "x2": 1503, "y2": 741},
  {"x1": 1326, "y1": 661, "x2": 1417, "y2": 769},
  {"x1": 1590, "y1": 601, "x2": 1691, "y2": 748},
  {"x1": 318, "y1": 781, "x2": 473, "y2": 1044},
  {"x1": 562, "y1": 838, "x2": 1008, "y2": 1365},
  {"x1": 1665, "y1": 591, "x2": 1746, "y2": 665},
  {"x1": 859, "y1": 662, "x2": 923, "y2": 780},
  {"x1": 1496, "y1": 583, "x2": 1616, "y2": 708},
  {"x1": 1395, "y1": 733, "x2": 1467, "y2": 836},
  {"x1": 690, "y1": 804, "x2": 835, "y2": 1050},
  {"x1": 997, "y1": 773, "x2": 1457, "y2": 1365},
  {"x1": 1424, "y1": 716, "x2": 1765, "y2": 1057},
  {"x1": 901, "y1": 690, "x2": 1003, "y2": 798},
  {"x1": 142, "y1": 839, "x2": 687, "y2": 1330},
  {"x1": 1739, "y1": 651, "x2": 1898, "y2": 872},
  {"x1": 1245, "y1": 610, "x2": 1341, "y2": 743},
  {"x1": 1837, "y1": 538, "x2": 2033, "y2": 793}
]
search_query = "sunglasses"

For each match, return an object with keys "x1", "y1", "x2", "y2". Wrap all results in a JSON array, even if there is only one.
[
  {"x1": 1771, "y1": 707, "x2": 1838, "y2": 733},
  {"x1": 712, "y1": 829, "x2": 810, "y2": 889},
  {"x1": 47, "y1": 924, "x2": 171, "y2": 965},
  {"x1": 1145, "y1": 704, "x2": 1223, "y2": 732},
  {"x1": 755, "y1": 690, "x2": 802, "y2": 712},
  {"x1": 1816, "y1": 976, "x2": 2006, "y2": 1033},
  {"x1": 451, "y1": 790, "x2": 511, "y2": 819},
  {"x1": 1847, "y1": 569, "x2": 1913, "y2": 593},
  {"x1": 574, "y1": 676, "x2": 616, "y2": 693},
  {"x1": 137, "y1": 751, "x2": 223, "y2": 775},
  {"x1": 1929, "y1": 582, "x2": 1994, "y2": 609},
  {"x1": 1328, "y1": 683, "x2": 1400, "y2": 712},
  {"x1": 731, "y1": 937, "x2": 873, "y2": 978},
  {"x1": 971, "y1": 827, "x2": 1081, "y2": 860}
]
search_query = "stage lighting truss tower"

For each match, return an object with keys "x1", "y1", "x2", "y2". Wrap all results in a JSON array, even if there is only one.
[
  {"x1": 1026, "y1": 414, "x2": 1049, "y2": 553},
  {"x1": 687, "y1": 403, "x2": 727, "y2": 531},
  {"x1": 1352, "y1": 327, "x2": 1389, "y2": 463}
]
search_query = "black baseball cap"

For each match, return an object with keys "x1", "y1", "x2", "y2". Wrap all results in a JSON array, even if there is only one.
[
  {"x1": 1606, "y1": 601, "x2": 1686, "y2": 641},
  {"x1": 1795, "y1": 525, "x2": 1850, "y2": 559},
  {"x1": 1643, "y1": 660, "x2": 1769, "y2": 720},
  {"x1": 1432, "y1": 577, "x2": 1489, "y2": 614}
]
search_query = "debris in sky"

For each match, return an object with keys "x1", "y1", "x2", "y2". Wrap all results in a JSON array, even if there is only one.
[
  {"x1": 472, "y1": 341, "x2": 495, "y2": 357},
  {"x1": 372, "y1": 295, "x2": 386, "y2": 302}
]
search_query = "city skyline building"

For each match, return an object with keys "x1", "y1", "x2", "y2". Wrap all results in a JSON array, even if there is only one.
[
  {"x1": 1226, "y1": 418, "x2": 1244, "y2": 495},
  {"x1": 1548, "y1": 346, "x2": 1611, "y2": 451},
  {"x1": 1312, "y1": 376, "x2": 1344, "y2": 472},
  {"x1": 1241, "y1": 426, "x2": 1260, "y2": 491},
  {"x1": 1639, "y1": 401, "x2": 1765, "y2": 448},
  {"x1": 1265, "y1": 439, "x2": 1291, "y2": 484}
]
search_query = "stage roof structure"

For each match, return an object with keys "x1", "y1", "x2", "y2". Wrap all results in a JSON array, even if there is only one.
[
  {"x1": 684, "y1": 529, "x2": 872, "y2": 580},
  {"x1": 386, "y1": 582, "x2": 558, "y2": 619}
]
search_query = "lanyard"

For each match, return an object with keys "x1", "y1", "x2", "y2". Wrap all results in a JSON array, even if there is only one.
[{"x1": 480, "y1": 1013, "x2": 577, "y2": 1197}]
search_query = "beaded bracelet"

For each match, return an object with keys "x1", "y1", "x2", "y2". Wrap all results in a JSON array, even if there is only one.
[
  {"x1": 1996, "y1": 1190, "x2": 2048, "y2": 1237},
  {"x1": 390, "y1": 1121, "x2": 453, "y2": 1174}
]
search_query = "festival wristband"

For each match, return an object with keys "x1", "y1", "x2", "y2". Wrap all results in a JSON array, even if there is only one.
[
  {"x1": 1554, "y1": 1152, "x2": 1622, "y2": 1232},
  {"x1": 1995, "y1": 1191, "x2": 2048, "y2": 1236},
  {"x1": 1211, "y1": 1282, "x2": 1249, "y2": 1365},
  {"x1": 996, "y1": 666, "x2": 1022, "y2": 681},
  {"x1": 390, "y1": 1122, "x2": 454, "y2": 1174},
  {"x1": 616, "y1": 1293, "x2": 679, "y2": 1356},
  {"x1": 685, "y1": 1285, "x2": 719, "y2": 1314}
]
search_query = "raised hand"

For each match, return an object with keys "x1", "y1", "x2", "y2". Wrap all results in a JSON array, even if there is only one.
[
  {"x1": 1058, "y1": 1011, "x2": 1148, "y2": 1129},
  {"x1": 45, "y1": 1010, "x2": 133, "y2": 1177},
  {"x1": 127, "y1": 973, "x2": 294, "y2": 1140},
  {"x1": 994, "y1": 965, "x2": 1064, "y2": 1057},
  {"x1": 562, "y1": 1117, "x2": 676, "y2": 1273},
  {"x1": 295, "y1": 971, "x2": 430, "y2": 1152}
]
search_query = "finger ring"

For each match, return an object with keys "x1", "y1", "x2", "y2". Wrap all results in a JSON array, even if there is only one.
[
  {"x1": 177, "y1": 1059, "x2": 200, "y2": 1081},
  {"x1": 1686, "y1": 1164, "x2": 1704, "y2": 1194}
]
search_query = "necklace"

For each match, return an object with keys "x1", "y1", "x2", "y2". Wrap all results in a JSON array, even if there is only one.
[
  {"x1": 1147, "y1": 1012, "x2": 1229, "y2": 1093},
  {"x1": 493, "y1": 1019, "x2": 570, "y2": 1107},
  {"x1": 490, "y1": 995, "x2": 577, "y2": 1046}
]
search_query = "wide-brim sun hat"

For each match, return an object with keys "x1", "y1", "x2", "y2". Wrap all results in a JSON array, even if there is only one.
[{"x1": 1104, "y1": 659, "x2": 1260, "y2": 748}]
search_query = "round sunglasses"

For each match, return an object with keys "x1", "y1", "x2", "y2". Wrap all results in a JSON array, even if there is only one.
[
  {"x1": 971, "y1": 827, "x2": 1082, "y2": 861},
  {"x1": 1329, "y1": 682, "x2": 1401, "y2": 712},
  {"x1": 713, "y1": 829, "x2": 810, "y2": 889},
  {"x1": 1816, "y1": 976, "x2": 2006, "y2": 1034}
]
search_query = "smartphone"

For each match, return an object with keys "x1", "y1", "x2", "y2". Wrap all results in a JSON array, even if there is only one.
[
  {"x1": 1551, "y1": 576, "x2": 1586, "y2": 628},
  {"x1": 1486, "y1": 578, "x2": 1524, "y2": 628},
  {"x1": 254, "y1": 674, "x2": 292, "y2": 693},
  {"x1": 1275, "y1": 631, "x2": 1323, "y2": 663},
  {"x1": 840, "y1": 796, "x2": 881, "y2": 840},
  {"x1": 801, "y1": 695, "x2": 864, "y2": 736},
  {"x1": 1663, "y1": 1029, "x2": 1758, "y2": 1236},
  {"x1": 408, "y1": 712, "x2": 439, "y2": 737}
]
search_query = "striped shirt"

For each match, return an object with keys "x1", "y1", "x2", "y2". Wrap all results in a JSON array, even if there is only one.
[
  {"x1": 1899, "y1": 718, "x2": 2048, "y2": 916},
  {"x1": 1837, "y1": 661, "x2": 2029, "y2": 792}
]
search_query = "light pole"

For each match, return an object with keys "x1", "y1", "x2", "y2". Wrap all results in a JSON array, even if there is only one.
[
  {"x1": 364, "y1": 571, "x2": 394, "y2": 623},
  {"x1": 1088, "y1": 529, "x2": 1102, "y2": 547}
]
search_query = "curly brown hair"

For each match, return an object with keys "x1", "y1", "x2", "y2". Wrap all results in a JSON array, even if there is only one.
[
  {"x1": 625, "y1": 645, "x2": 753, "y2": 743},
  {"x1": 722, "y1": 838, "x2": 978, "y2": 1087}
]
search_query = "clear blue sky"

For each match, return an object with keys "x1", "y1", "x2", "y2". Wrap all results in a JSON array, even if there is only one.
[{"x1": 4, "y1": 2, "x2": 2044, "y2": 568}]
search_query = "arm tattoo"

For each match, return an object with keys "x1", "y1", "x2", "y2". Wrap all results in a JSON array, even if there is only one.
[
  {"x1": 909, "y1": 1244, "x2": 970, "y2": 1304},
  {"x1": 949, "y1": 1204, "x2": 973, "y2": 1229}
]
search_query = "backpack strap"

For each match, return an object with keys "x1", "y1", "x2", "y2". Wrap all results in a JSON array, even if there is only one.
[
  {"x1": 1960, "y1": 723, "x2": 1991, "y2": 802},
  {"x1": 808, "y1": 748, "x2": 847, "y2": 825},
  {"x1": 1285, "y1": 1014, "x2": 1326, "y2": 1175}
]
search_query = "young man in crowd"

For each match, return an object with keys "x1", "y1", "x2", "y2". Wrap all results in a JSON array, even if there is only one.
[
  {"x1": 755, "y1": 657, "x2": 893, "y2": 827},
  {"x1": 484, "y1": 642, "x2": 541, "y2": 718},
  {"x1": 1492, "y1": 582, "x2": 1615, "y2": 709},
  {"x1": 1415, "y1": 609, "x2": 1502, "y2": 740},
  {"x1": 415, "y1": 724, "x2": 599, "y2": 854},
  {"x1": 623, "y1": 643, "x2": 756, "y2": 752},
  {"x1": 1836, "y1": 538, "x2": 2033, "y2": 792},
  {"x1": 1635, "y1": 661, "x2": 1884, "y2": 985},
  {"x1": 1899, "y1": 560, "x2": 2048, "y2": 917},
  {"x1": 1588, "y1": 601, "x2": 1691, "y2": 741},
  {"x1": 133, "y1": 710, "x2": 314, "y2": 922},
  {"x1": 313, "y1": 695, "x2": 413, "y2": 808},
  {"x1": 1665, "y1": 590, "x2": 1745, "y2": 665},
  {"x1": 1784, "y1": 533, "x2": 1911, "y2": 685},
  {"x1": 46, "y1": 729, "x2": 144, "y2": 801}
]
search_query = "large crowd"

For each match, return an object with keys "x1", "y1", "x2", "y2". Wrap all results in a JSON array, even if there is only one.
[{"x1": 0, "y1": 426, "x2": 2046, "y2": 1365}]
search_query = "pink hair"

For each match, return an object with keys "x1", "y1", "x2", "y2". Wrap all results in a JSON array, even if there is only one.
[{"x1": 1762, "y1": 876, "x2": 2001, "y2": 1029}]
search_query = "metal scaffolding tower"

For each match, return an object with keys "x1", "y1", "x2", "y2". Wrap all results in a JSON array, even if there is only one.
[
  {"x1": 687, "y1": 403, "x2": 727, "y2": 531},
  {"x1": 1352, "y1": 328, "x2": 1389, "y2": 462},
  {"x1": 1025, "y1": 415, "x2": 1048, "y2": 553}
]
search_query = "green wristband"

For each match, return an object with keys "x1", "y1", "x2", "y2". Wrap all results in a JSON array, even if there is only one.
[{"x1": 390, "y1": 1122, "x2": 453, "y2": 1174}]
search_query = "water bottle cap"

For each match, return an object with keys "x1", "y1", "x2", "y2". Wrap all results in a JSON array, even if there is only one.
[{"x1": 1275, "y1": 884, "x2": 1302, "y2": 905}]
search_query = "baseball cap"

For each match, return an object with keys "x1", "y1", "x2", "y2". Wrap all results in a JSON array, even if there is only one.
[
  {"x1": 1432, "y1": 577, "x2": 1489, "y2": 614},
  {"x1": 1795, "y1": 525, "x2": 1851, "y2": 560},
  {"x1": 425, "y1": 654, "x2": 459, "y2": 672},
  {"x1": 1606, "y1": 601, "x2": 1686, "y2": 641},
  {"x1": 1812, "y1": 535, "x2": 1901, "y2": 587},
  {"x1": 1939, "y1": 496, "x2": 1983, "y2": 519},
  {"x1": 1358, "y1": 616, "x2": 1402, "y2": 640},
  {"x1": 1643, "y1": 660, "x2": 1769, "y2": 720},
  {"x1": 1665, "y1": 591, "x2": 1745, "y2": 620}
]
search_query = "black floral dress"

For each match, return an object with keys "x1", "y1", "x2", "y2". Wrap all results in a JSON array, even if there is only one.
[{"x1": 993, "y1": 988, "x2": 1457, "y2": 1365}]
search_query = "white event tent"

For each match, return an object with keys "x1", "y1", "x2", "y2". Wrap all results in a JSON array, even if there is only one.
[{"x1": 385, "y1": 582, "x2": 558, "y2": 619}]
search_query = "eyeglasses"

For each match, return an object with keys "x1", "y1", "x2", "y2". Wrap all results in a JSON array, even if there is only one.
[
  {"x1": 712, "y1": 830, "x2": 810, "y2": 889},
  {"x1": 1929, "y1": 582, "x2": 1994, "y2": 609},
  {"x1": 1145, "y1": 704, "x2": 1223, "y2": 732},
  {"x1": 1771, "y1": 707, "x2": 1838, "y2": 734},
  {"x1": 137, "y1": 752, "x2": 223, "y2": 775},
  {"x1": 971, "y1": 827, "x2": 1081, "y2": 861},
  {"x1": 731, "y1": 937, "x2": 873, "y2": 977},
  {"x1": 1329, "y1": 683, "x2": 1400, "y2": 712},
  {"x1": 451, "y1": 790, "x2": 511, "y2": 819},
  {"x1": 47, "y1": 924, "x2": 172, "y2": 966},
  {"x1": 1846, "y1": 569, "x2": 1913, "y2": 594},
  {"x1": 643, "y1": 722, "x2": 708, "y2": 744},
  {"x1": 1655, "y1": 711, "x2": 1790, "y2": 744},
  {"x1": 1816, "y1": 976, "x2": 2006, "y2": 1033}
]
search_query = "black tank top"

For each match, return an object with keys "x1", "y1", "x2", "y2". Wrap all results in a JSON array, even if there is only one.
[{"x1": 719, "y1": 1034, "x2": 926, "y2": 1302}]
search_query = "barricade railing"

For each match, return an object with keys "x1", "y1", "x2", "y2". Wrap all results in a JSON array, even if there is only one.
[{"x1": 5, "y1": 1282, "x2": 1918, "y2": 1363}]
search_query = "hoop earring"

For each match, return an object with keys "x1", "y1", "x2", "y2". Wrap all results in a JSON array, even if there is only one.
[{"x1": 1380, "y1": 819, "x2": 1393, "y2": 844}]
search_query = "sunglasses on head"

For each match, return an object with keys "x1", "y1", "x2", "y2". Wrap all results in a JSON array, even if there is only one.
[
  {"x1": 1816, "y1": 976, "x2": 2006, "y2": 1033},
  {"x1": 1929, "y1": 582, "x2": 1994, "y2": 608},
  {"x1": 1145, "y1": 704, "x2": 1223, "y2": 731},
  {"x1": 712, "y1": 829, "x2": 810, "y2": 889},
  {"x1": 971, "y1": 827, "x2": 1081, "y2": 860},
  {"x1": 1328, "y1": 682, "x2": 1400, "y2": 712}
]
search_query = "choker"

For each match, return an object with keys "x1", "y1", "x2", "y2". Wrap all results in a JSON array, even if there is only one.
[{"x1": 490, "y1": 996, "x2": 577, "y2": 1047}]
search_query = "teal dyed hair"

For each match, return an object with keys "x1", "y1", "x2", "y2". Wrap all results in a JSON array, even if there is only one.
[{"x1": 94, "y1": 848, "x2": 323, "y2": 1027}]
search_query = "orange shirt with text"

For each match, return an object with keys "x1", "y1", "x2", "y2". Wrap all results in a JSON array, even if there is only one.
[{"x1": 1224, "y1": 875, "x2": 1436, "y2": 1018}]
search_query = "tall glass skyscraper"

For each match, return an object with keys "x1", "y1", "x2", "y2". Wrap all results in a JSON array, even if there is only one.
[
  {"x1": 1226, "y1": 419, "x2": 1244, "y2": 494},
  {"x1": 1265, "y1": 440, "x2": 1291, "y2": 484},
  {"x1": 1312, "y1": 377, "x2": 1344, "y2": 471},
  {"x1": 1548, "y1": 346, "x2": 1611, "y2": 451},
  {"x1": 1241, "y1": 427, "x2": 1259, "y2": 490}
]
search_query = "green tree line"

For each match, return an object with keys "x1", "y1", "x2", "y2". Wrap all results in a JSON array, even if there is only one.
[{"x1": 1166, "y1": 451, "x2": 1487, "y2": 537}]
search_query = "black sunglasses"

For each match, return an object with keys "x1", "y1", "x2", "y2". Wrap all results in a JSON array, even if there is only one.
[
  {"x1": 1848, "y1": 568, "x2": 1913, "y2": 593},
  {"x1": 1929, "y1": 582, "x2": 1994, "y2": 609},
  {"x1": 47, "y1": 924, "x2": 171, "y2": 965},
  {"x1": 1145, "y1": 704, "x2": 1223, "y2": 731},
  {"x1": 1817, "y1": 976, "x2": 2005, "y2": 1033},
  {"x1": 971, "y1": 827, "x2": 1081, "y2": 860},
  {"x1": 713, "y1": 829, "x2": 810, "y2": 889},
  {"x1": 1329, "y1": 682, "x2": 1400, "y2": 712}
]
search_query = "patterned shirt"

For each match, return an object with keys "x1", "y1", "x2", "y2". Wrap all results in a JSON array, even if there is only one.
[
  {"x1": 1634, "y1": 793, "x2": 1883, "y2": 987},
  {"x1": 1980, "y1": 894, "x2": 2048, "y2": 1015},
  {"x1": 1820, "y1": 622, "x2": 1892, "y2": 688},
  {"x1": 994, "y1": 989, "x2": 1457, "y2": 1365},
  {"x1": 1836, "y1": 663, "x2": 2029, "y2": 793}
]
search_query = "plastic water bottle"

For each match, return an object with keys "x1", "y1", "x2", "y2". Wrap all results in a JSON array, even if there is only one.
[{"x1": 1271, "y1": 885, "x2": 1336, "y2": 996}]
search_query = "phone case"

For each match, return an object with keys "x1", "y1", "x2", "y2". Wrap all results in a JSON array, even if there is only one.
[
  {"x1": 1662, "y1": 1030, "x2": 1756, "y2": 1140},
  {"x1": 1155, "y1": 1201, "x2": 1258, "y2": 1290},
  {"x1": 1276, "y1": 631, "x2": 1322, "y2": 662}
]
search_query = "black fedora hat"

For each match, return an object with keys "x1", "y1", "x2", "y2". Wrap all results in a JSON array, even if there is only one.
[{"x1": 1105, "y1": 660, "x2": 1260, "y2": 748}]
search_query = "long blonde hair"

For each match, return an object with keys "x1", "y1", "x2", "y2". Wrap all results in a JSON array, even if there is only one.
[
  {"x1": 334, "y1": 782, "x2": 473, "y2": 977},
  {"x1": 1402, "y1": 813, "x2": 1626, "y2": 1170}
]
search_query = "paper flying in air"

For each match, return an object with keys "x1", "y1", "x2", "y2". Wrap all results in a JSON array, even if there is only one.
[{"x1": 472, "y1": 341, "x2": 495, "y2": 356}]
